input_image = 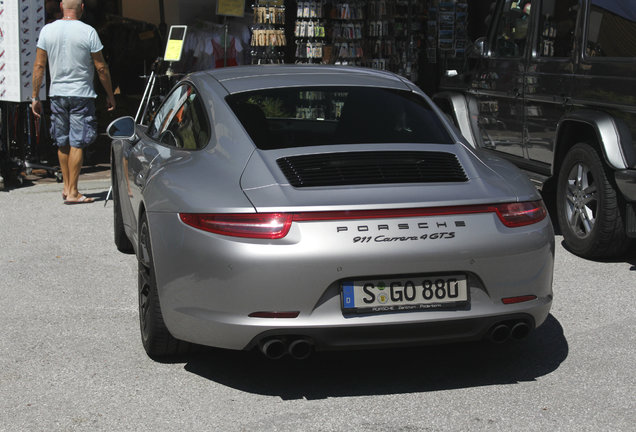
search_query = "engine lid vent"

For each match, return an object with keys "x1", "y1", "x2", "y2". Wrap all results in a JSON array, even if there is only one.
[{"x1": 277, "y1": 151, "x2": 468, "y2": 187}]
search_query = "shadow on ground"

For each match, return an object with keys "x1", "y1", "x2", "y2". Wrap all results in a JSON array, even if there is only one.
[{"x1": 176, "y1": 314, "x2": 567, "y2": 400}]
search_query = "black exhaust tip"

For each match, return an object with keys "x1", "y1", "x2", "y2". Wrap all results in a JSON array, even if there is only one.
[
  {"x1": 510, "y1": 321, "x2": 531, "y2": 340},
  {"x1": 488, "y1": 324, "x2": 511, "y2": 343},
  {"x1": 259, "y1": 338, "x2": 287, "y2": 359},
  {"x1": 288, "y1": 338, "x2": 314, "y2": 360}
]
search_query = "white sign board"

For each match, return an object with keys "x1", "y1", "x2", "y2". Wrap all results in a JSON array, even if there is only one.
[{"x1": 0, "y1": 0, "x2": 46, "y2": 102}]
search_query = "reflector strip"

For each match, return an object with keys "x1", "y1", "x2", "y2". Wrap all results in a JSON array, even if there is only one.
[
  {"x1": 248, "y1": 311, "x2": 300, "y2": 318},
  {"x1": 502, "y1": 295, "x2": 537, "y2": 304}
]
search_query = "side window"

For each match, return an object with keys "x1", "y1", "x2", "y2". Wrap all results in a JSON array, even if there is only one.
[
  {"x1": 492, "y1": 0, "x2": 532, "y2": 57},
  {"x1": 586, "y1": 2, "x2": 636, "y2": 57},
  {"x1": 147, "y1": 85, "x2": 187, "y2": 139},
  {"x1": 538, "y1": 0, "x2": 578, "y2": 58},
  {"x1": 147, "y1": 84, "x2": 210, "y2": 150}
]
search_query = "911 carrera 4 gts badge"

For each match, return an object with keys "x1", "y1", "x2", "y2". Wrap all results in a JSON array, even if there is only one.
[{"x1": 337, "y1": 220, "x2": 466, "y2": 243}]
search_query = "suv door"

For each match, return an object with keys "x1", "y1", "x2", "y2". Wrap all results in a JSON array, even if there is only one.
[
  {"x1": 525, "y1": 0, "x2": 578, "y2": 170},
  {"x1": 472, "y1": 0, "x2": 533, "y2": 159}
]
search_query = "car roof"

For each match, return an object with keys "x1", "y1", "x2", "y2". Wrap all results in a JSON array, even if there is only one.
[{"x1": 197, "y1": 64, "x2": 413, "y2": 95}]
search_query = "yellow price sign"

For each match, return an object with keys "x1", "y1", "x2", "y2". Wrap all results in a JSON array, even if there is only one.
[
  {"x1": 163, "y1": 26, "x2": 187, "y2": 62},
  {"x1": 164, "y1": 40, "x2": 184, "y2": 62}
]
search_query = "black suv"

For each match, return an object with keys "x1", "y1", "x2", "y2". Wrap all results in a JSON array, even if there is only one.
[{"x1": 434, "y1": 0, "x2": 635, "y2": 258}]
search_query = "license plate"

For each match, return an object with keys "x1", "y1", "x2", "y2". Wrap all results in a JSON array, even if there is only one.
[{"x1": 341, "y1": 274, "x2": 469, "y2": 313}]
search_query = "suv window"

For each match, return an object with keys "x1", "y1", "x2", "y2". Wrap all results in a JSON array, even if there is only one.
[
  {"x1": 586, "y1": 1, "x2": 636, "y2": 57},
  {"x1": 537, "y1": 0, "x2": 578, "y2": 57},
  {"x1": 147, "y1": 84, "x2": 210, "y2": 149},
  {"x1": 492, "y1": 0, "x2": 532, "y2": 57}
]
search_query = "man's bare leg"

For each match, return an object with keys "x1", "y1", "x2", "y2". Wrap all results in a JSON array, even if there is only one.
[
  {"x1": 65, "y1": 146, "x2": 94, "y2": 203},
  {"x1": 58, "y1": 145, "x2": 70, "y2": 199}
]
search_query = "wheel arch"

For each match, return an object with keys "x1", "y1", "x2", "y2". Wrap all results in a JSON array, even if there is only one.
[
  {"x1": 554, "y1": 110, "x2": 635, "y2": 175},
  {"x1": 134, "y1": 201, "x2": 148, "y2": 260},
  {"x1": 433, "y1": 91, "x2": 479, "y2": 148}
]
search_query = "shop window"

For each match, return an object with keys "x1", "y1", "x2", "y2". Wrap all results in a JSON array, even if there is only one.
[
  {"x1": 537, "y1": 0, "x2": 577, "y2": 57},
  {"x1": 586, "y1": 1, "x2": 636, "y2": 57},
  {"x1": 492, "y1": 0, "x2": 532, "y2": 58}
]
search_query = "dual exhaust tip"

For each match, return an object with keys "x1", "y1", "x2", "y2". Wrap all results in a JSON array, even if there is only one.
[
  {"x1": 259, "y1": 337, "x2": 314, "y2": 360},
  {"x1": 487, "y1": 321, "x2": 532, "y2": 343},
  {"x1": 260, "y1": 321, "x2": 531, "y2": 358}
]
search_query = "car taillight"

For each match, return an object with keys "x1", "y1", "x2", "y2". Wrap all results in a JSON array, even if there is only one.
[
  {"x1": 179, "y1": 200, "x2": 547, "y2": 239},
  {"x1": 491, "y1": 201, "x2": 548, "y2": 228},
  {"x1": 179, "y1": 213, "x2": 293, "y2": 239},
  {"x1": 292, "y1": 200, "x2": 547, "y2": 228}
]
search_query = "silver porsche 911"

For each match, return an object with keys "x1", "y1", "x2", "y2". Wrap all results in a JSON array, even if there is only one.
[{"x1": 107, "y1": 65, "x2": 554, "y2": 360}]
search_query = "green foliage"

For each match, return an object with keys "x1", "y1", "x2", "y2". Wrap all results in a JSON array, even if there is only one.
[{"x1": 247, "y1": 96, "x2": 290, "y2": 118}]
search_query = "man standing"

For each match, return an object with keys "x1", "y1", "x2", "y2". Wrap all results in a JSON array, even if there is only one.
[{"x1": 32, "y1": 0, "x2": 116, "y2": 204}]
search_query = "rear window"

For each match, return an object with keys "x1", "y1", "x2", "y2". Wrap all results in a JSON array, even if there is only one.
[
  {"x1": 226, "y1": 87, "x2": 453, "y2": 150},
  {"x1": 586, "y1": 1, "x2": 636, "y2": 57}
]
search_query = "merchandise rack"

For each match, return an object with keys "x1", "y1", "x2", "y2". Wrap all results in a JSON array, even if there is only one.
[{"x1": 250, "y1": 0, "x2": 287, "y2": 64}]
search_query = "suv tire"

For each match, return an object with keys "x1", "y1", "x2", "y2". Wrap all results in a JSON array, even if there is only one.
[{"x1": 556, "y1": 142, "x2": 629, "y2": 258}]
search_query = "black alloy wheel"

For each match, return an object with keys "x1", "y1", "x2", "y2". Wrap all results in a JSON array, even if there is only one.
[
  {"x1": 138, "y1": 214, "x2": 189, "y2": 358},
  {"x1": 556, "y1": 142, "x2": 630, "y2": 258}
]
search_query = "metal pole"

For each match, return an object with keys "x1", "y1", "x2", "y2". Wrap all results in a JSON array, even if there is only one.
[
  {"x1": 224, "y1": 16, "x2": 229, "y2": 67},
  {"x1": 158, "y1": 0, "x2": 167, "y2": 40}
]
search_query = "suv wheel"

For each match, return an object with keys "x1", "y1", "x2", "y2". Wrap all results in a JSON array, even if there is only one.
[{"x1": 556, "y1": 143, "x2": 628, "y2": 258}]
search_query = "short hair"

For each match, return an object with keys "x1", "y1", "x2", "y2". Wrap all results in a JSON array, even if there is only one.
[{"x1": 61, "y1": 0, "x2": 83, "y2": 10}]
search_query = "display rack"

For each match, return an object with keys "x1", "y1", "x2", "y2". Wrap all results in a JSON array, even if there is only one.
[
  {"x1": 329, "y1": 1, "x2": 365, "y2": 65},
  {"x1": 250, "y1": 0, "x2": 287, "y2": 64},
  {"x1": 294, "y1": 1, "x2": 326, "y2": 63},
  {"x1": 434, "y1": 1, "x2": 469, "y2": 67},
  {"x1": 364, "y1": 0, "x2": 395, "y2": 71},
  {"x1": 392, "y1": 0, "x2": 427, "y2": 82}
]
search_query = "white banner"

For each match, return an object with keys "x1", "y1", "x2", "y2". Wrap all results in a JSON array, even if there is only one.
[{"x1": 0, "y1": 0, "x2": 46, "y2": 102}]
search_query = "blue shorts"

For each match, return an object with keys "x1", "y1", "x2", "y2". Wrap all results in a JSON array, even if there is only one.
[{"x1": 50, "y1": 96, "x2": 98, "y2": 149}]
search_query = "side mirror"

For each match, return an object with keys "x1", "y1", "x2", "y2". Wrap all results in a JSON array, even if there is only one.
[{"x1": 107, "y1": 116, "x2": 136, "y2": 140}]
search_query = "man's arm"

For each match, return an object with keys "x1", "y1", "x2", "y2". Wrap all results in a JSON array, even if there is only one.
[
  {"x1": 31, "y1": 48, "x2": 47, "y2": 118},
  {"x1": 91, "y1": 50, "x2": 116, "y2": 111}
]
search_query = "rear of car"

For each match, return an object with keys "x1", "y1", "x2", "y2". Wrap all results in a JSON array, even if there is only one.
[{"x1": 144, "y1": 66, "x2": 554, "y2": 356}]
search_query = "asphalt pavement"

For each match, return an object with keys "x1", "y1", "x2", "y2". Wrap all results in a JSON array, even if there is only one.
[{"x1": 0, "y1": 176, "x2": 634, "y2": 431}]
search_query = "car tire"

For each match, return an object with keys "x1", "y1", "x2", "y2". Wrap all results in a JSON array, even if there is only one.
[
  {"x1": 556, "y1": 142, "x2": 629, "y2": 258},
  {"x1": 138, "y1": 214, "x2": 193, "y2": 358},
  {"x1": 112, "y1": 160, "x2": 134, "y2": 253}
]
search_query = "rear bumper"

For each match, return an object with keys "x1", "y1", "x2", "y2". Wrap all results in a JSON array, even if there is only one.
[
  {"x1": 164, "y1": 289, "x2": 552, "y2": 351},
  {"x1": 148, "y1": 211, "x2": 554, "y2": 351},
  {"x1": 246, "y1": 312, "x2": 548, "y2": 351}
]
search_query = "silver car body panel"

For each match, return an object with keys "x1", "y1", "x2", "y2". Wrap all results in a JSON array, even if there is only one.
[
  {"x1": 111, "y1": 65, "x2": 554, "y2": 351},
  {"x1": 240, "y1": 143, "x2": 539, "y2": 212},
  {"x1": 207, "y1": 65, "x2": 410, "y2": 94},
  {"x1": 149, "y1": 210, "x2": 553, "y2": 350}
]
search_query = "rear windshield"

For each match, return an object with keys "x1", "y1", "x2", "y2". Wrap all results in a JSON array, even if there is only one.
[{"x1": 226, "y1": 87, "x2": 453, "y2": 150}]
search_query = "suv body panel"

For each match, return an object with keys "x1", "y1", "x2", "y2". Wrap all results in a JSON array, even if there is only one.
[{"x1": 435, "y1": 0, "x2": 636, "y2": 249}]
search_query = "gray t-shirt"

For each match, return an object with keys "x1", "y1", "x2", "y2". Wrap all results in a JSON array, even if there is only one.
[{"x1": 37, "y1": 20, "x2": 104, "y2": 98}]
